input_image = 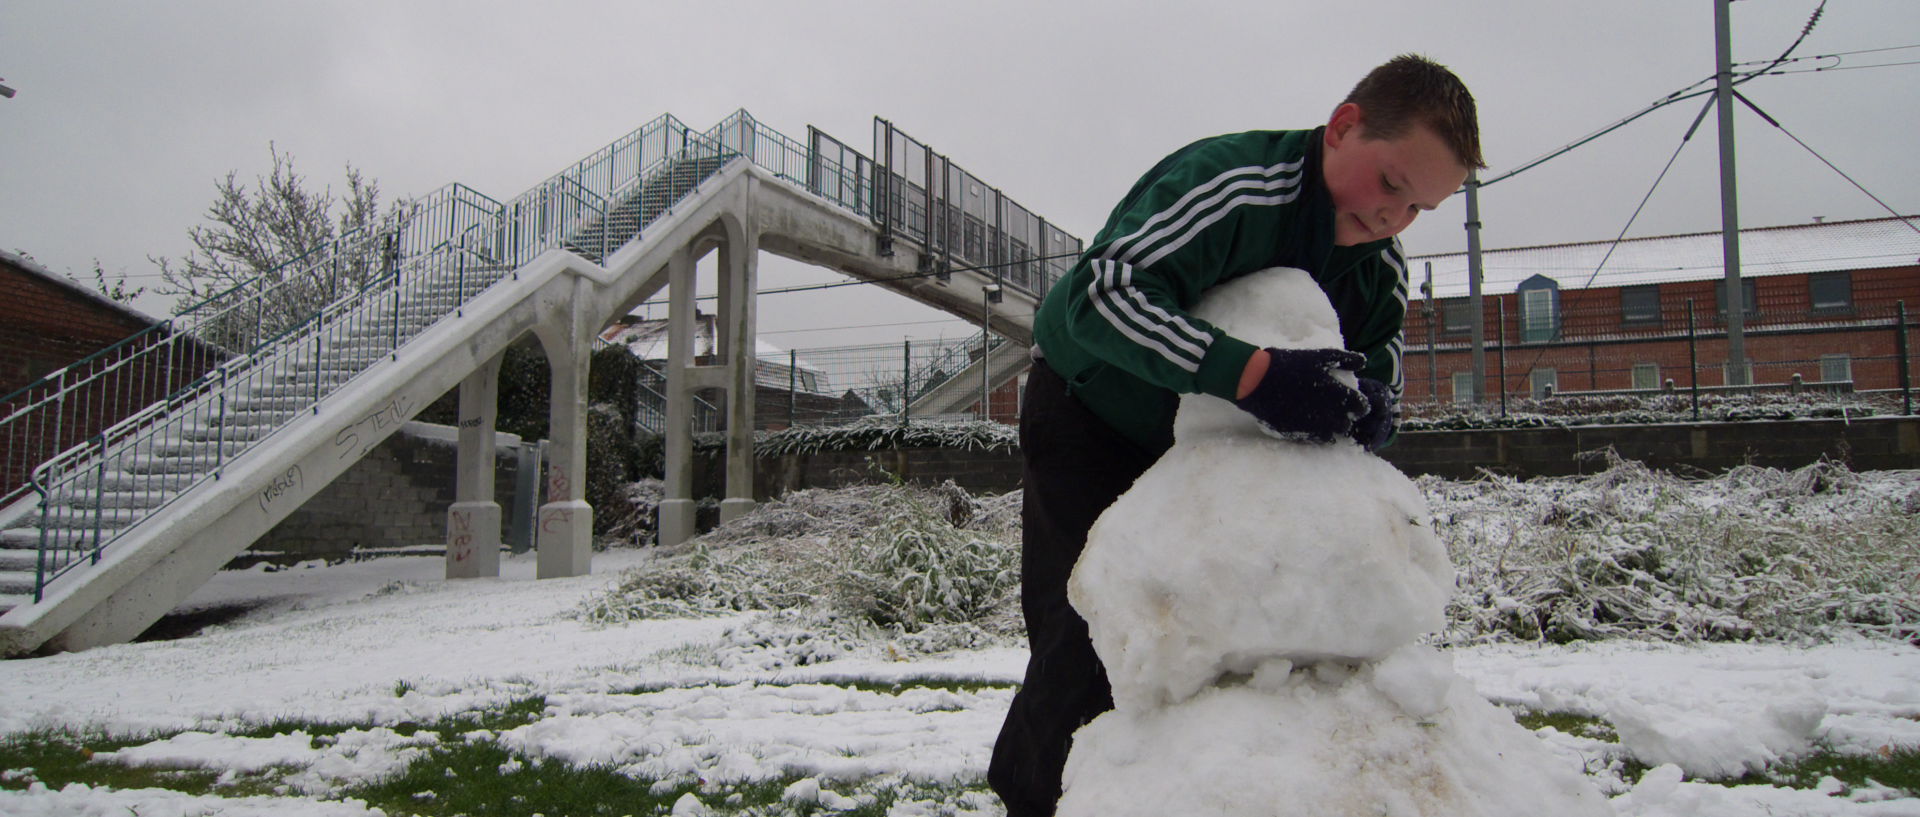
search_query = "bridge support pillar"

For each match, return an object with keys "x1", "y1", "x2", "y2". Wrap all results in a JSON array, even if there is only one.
[
  {"x1": 716, "y1": 203, "x2": 759, "y2": 525},
  {"x1": 535, "y1": 278, "x2": 595, "y2": 578},
  {"x1": 447, "y1": 353, "x2": 505, "y2": 578},
  {"x1": 660, "y1": 245, "x2": 700, "y2": 548},
  {"x1": 659, "y1": 201, "x2": 762, "y2": 543}
]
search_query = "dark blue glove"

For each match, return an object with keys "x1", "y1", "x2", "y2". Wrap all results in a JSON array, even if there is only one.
[
  {"x1": 1233, "y1": 347, "x2": 1369, "y2": 443},
  {"x1": 1351, "y1": 377, "x2": 1397, "y2": 451}
]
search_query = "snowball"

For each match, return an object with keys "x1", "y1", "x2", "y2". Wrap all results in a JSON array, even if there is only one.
[
  {"x1": 1058, "y1": 664, "x2": 1614, "y2": 817},
  {"x1": 670, "y1": 792, "x2": 710, "y2": 816},
  {"x1": 1068, "y1": 269, "x2": 1453, "y2": 710},
  {"x1": 1371, "y1": 645, "x2": 1459, "y2": 721}
]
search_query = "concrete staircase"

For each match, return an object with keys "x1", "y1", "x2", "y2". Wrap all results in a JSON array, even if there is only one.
[
  {"x1": 907, "y1": 336, "x2": 1032, "y2": 417},
  {"x1": 564, "y1": 155, "x2": 733, "y2": 263},
  {"x1": 0, "y1": 261, "x2": 511, "y2": 619},
  {"x1": 0, "y1": 109, "x2": 1081, "y2": 655}
]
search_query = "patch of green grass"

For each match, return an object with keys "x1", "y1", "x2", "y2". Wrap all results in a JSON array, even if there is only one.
[
  {"x1": 0, "y1": 728, "x2": 283, "y2": 798},
  {"x1": 830, "y1": 676, "x2": 1015, "y2": 697},
  {"x1": 229, "y1": 716, "x2": 379, "y2": 741},
  {"x1": 1506, "y1": 707, "x2": 1920, "y2": 797},
  {"x1": 343, "y1": 739, "x2": 671, "y2": 816},
  {"x1": 1511, "y1": 709, "x2": 1618, "y2": 741},
  {"x1": 441, "y1": 695, "x2": 550, "y2": 734},
  {"x1": 1747, "y1": 747, "x2": 1920, "y2": 796},
  {"x1": 612, "y1": 676, "x2": 1014, "y2": 699}
]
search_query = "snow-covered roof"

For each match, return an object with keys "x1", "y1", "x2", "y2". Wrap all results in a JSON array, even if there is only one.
[
  {"x1": 597, "y1": 312, "x2": 829, "y2": 391},
  {"x1": 1407, "y1": 215, "x2": 1920, "y2": 301},
  {"x1": 0, "y1": 247, "x2": 161, "y2": 326},
  {"x1": 598, "y1": 313, "x2": 807, "y2": 363}
]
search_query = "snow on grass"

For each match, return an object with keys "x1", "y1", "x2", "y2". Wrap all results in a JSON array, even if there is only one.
[
  {"x1": 1430, "y1": 455, "x2": 1920, "y2": 644},
  {"x1": 2, "y1": 463, "x2": 1919, "y2": 815}
]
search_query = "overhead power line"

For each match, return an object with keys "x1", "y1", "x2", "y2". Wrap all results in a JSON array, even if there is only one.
[
  {"x1": 1481, "y1": 0, "x2": 1828, "y2": 190},
  {"x1": 1755, "y1": 58, "x2": 1920, "y2": 75},
  {"x1": 1730, "y1": 89, "x2": 1920, "y2": 237}
]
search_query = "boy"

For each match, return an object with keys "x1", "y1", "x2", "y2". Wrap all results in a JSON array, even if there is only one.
[{"x1": 989, "y1": 54, "x2": 1484, "y2": 817}]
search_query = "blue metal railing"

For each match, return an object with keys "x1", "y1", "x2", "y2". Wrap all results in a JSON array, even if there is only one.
[
  {"x1": 6, "y1": 109, "x2": 1081, "y2": 604},
  {"x1": 15, "y1": 117, "x2": 739, "y2": 600}
]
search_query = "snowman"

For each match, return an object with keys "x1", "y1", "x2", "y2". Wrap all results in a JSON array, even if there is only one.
[{"x1": 1056, "y1": 268, "x2": 1612, "y2": 816}]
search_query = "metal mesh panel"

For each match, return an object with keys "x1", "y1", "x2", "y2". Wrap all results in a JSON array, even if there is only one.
[
  {"x1": 872, "y1": 119, "x2": 1083, "y2": 299},
  {"x1": 755, "y1": 334, "x2": 1002, "y2": 428}
]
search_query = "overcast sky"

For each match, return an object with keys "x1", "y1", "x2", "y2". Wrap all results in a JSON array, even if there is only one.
[{"x1": 3, "y1": 0, "x2": 1916, "y2": 348}]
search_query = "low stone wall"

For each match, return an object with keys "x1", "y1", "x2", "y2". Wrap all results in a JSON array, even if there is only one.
[
  {"x1": 1382, "y1": 415, "x2": 1920, "y2": 479},
  {"x1": 248, "y1": 423, "x2": 529, "y2": 561},
  {"x1": 690, "y1": 445, "x2": 1025, "y2": 499}
]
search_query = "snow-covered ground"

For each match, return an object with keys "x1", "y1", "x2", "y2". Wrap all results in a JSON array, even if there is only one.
[{"x1": 2, "y1": 543, "x2": 1917, "y2": 817}]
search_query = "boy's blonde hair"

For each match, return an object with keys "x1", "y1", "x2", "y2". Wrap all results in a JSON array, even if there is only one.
[{"x1": 1341, "y1": 54, "x2": 1485, "y2": 170}]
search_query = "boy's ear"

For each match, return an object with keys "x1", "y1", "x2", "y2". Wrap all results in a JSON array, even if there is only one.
[{"x1": 1326, "y1": 102, "x2": 1365, "y2": 146}]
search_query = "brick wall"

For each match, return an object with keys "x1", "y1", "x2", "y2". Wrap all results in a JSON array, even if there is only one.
[
  {"x1": 1382, "y1": 416, "x2": 1920, "y2": 480},
  {"x1": 248, "y1": 423, "x2": 527, "y2": 560},
  {"x1": 0, "y1": 263, "x2": 154, "y2": 395},
  {"x1": 752, "y1": 446, "x2": 1025, "y2": 497},
  {"x1": 1, "y1": 258, "x2": 222, "y2": 504}
]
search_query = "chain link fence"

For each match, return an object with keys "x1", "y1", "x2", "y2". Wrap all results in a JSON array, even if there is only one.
[{"x1": 749, "y1": 332, "x2": 1010, "y2": 428}]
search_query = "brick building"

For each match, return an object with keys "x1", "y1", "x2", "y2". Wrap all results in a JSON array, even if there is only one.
[
  {"x1": 1401, "y1": 216, "x2": 1920, "y2": 404},
  {"x1": 597, "y1": 311, "x2": 872, "y2": 430},
  {"x1": 0, "y1": 251, "x2": 194, "y2": 506}
]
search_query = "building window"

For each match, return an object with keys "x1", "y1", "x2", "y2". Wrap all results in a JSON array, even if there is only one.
[
  {"x1": 1515, "y1": 274, "x2": 1561, "y2": 343},
  {"x1": 1632, "y1": 363, "x2": 1660, "y2": 390},
  {"x1": 1451, "y1": 371, "x2": 1476, "y2": 405},
  {"x1": 1442, "y1": 298, "x2": 1474, "y2": 334},
  {"x1": 1621, "y1": 285, "x2": 1661, "y2": 326},
  {"x1": 1820, "y1": 354, "x2": 1853, "y2": 383},
  {"x1": 1530, "y1": 367, "x2": 1558, "y2": 398},
  {"x1": 1810, "y1": 272, "x2": 1853, "y2": 312},
  {"x1": 1714, "y1": 279, "x2": 1759, "y2": 319}
]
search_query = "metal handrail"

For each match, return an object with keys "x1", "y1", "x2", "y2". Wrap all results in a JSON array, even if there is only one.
[
  {"x1": 15, "y1": 118, "x2": 725, "y2": 598},
  {"x1": 9, "y1": 109, "x2": 1082, "y2": 604}
]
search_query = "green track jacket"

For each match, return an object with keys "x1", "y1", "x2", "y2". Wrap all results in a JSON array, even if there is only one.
[{"x1": 1033, "y1": 127, "x2": 1408, "y2": 451}]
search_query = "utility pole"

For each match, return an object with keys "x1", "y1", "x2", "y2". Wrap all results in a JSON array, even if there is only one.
[
  {"x1": 982, "y1": 284, "x2": 1002, "y2": 421},
  {"x1": 1423, "y1": 262, "x2": 1438, "y2": 406},
  {"x1": 1465, "y1": 170, "x2": 1488, "y2": 406},
  {"x1": 1715, "y1": 0, "x2": 1749, "y2": 385}
]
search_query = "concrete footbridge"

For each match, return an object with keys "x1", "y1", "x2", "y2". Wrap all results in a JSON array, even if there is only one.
[{"x1": 0, "y1": 110, "x2": 1083, "y2": 654}]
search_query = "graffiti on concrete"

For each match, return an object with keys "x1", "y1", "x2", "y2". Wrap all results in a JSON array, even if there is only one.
[
  {"x1": 258, "y1": 465, "x2": 304, "y2": 514},
  {"x1": 333, "y1": 394, "x2": 415, "y2": 461}
]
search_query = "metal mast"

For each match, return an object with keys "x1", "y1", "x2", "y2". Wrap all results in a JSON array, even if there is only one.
[{"x1": 1715, "y1": 0, "x2": 1748, "y2": 384}]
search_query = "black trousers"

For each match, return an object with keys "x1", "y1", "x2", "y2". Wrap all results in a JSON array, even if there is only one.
[{"x1": 989, "y1": 360, "x2": 1168, "y2": 817}]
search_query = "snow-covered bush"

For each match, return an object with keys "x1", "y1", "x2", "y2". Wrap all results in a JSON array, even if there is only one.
[
  {"x1": 586, "y1": 453, "x2": 1917, "y2": 649},
  {"x1": 581, "y1": 481, "x2": 1021, "y2": 639},
  {"x1": 1428, "y1": 454, "x2": 1920, "y2": 644},
  {"x1": 746, "y1": 417, "x2": 1019, "y2": 457}
]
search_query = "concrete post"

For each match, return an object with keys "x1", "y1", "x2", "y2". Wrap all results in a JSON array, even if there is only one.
[
  {"x1": 718, "y1": 212, "x2": 760, "y2": 525},
  {"x1": 658, "y1": 245, "x2": 699, "y2": 547},
  {"x1": 535, "y1": 278, "x2": 594, "y2": 578},
  {"x1": 446, "y1": 352, "x2": 504, "y2": 579}
]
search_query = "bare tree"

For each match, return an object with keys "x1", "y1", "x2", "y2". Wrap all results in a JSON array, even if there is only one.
[
  {"x1": 153, "y1": 144, "x2": 411, "y2": 349},
  {"x1": 89, "y1": 260, "x2": 146, "y2": 305}
]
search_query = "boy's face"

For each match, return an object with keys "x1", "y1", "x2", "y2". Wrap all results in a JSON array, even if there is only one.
[{"x1": 1321, "y1": 102, "x2": 1470, "y2": 247}]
